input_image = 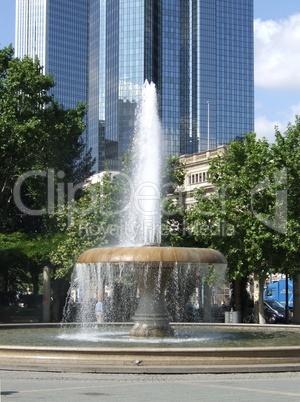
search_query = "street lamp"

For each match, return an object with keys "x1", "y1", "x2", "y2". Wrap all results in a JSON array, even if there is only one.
[{"x1": 207, "y1": 100, "x2": 210, "y2": 151}]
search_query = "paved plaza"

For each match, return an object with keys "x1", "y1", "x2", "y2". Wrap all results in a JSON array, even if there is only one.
[{"x1": 1, "y1": 371, "x2": 300, "y2": 401}]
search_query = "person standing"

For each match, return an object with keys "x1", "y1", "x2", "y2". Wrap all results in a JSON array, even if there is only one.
[{"x1": 95, "y1": 296, "x2": 104, "y2": 323}]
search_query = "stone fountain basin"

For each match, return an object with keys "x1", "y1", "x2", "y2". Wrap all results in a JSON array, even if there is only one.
[
  {"x1": 77, "y1": 246, "x2": 227, "y2": 264},
  {"x1": 77, "y1": 246, "x2": 227, "y2": 338},
  {"x1": 1, "y1": 323, "x2": 300, "y2": 374}
]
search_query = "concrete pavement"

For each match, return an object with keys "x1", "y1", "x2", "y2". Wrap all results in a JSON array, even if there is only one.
[{"x1": 1, "y1": 371, "x2": 300, "y2": 401}]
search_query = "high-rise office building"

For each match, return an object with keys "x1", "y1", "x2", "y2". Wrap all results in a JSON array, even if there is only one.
[
  {"x1": 89, "y1": 0, "x2": 254, "y2": 171},
  {"x1": 15, "y1": 0, "x2": 89, "y2": 110},
  {"x1": 15, "y1": 0, "x2": 254, "y2": 172}
]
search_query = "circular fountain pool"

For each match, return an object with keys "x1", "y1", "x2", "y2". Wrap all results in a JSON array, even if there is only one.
[
  {"x1": 1, "y1": 323, "x2": 300, "y2": 348},
  {"x1": 1, "y1": 323, "x2": 300, "y2": 373}
]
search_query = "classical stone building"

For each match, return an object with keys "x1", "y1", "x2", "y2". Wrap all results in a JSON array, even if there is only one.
[{"x1": 176, "y1": 145, "x2": 227, "y2": 208}]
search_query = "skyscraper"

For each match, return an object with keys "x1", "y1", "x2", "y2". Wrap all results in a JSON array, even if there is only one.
[
  {"x1": 15, "y1": 0, "x2": 254, "y2": 172},
  {"x1": 15, "y1": 0, "x2": 89, "y2": 110}
]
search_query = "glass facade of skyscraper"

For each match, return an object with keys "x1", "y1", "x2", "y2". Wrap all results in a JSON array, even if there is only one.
[
  {"x1": 160, "y1": 1, "x2": 181, "y2": 159},
  {"x1": 88, "y1": 0, "x2": 105, "y2": 171},
  {"x1": 88, "y1": 0, "x2": 254, "y2": 171},
  {"x1": 15, "y1": 0, "x2": 254, "y2": 172},
  {"x1": 47, "y1": 0, "x2": 89, "y2": 110},
  {"x1": 15, "y1": 0, "x2": 47, "y2": 67},
  {"x1": 15, "y1": 0, "x2": 88, "y2": 109}
]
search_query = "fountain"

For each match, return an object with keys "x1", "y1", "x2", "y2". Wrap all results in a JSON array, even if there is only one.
[
  {"x1": 75, "y1": 80, "x2": 227, "y2": 337},
  {"x1": 1, "y1": 81, "x2": 300, "y2": 373}
]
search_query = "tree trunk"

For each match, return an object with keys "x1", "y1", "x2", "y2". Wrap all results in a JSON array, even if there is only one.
[
  {"x1": 43, "y1": 266, "x2": 51, "y2": 322},
  {"x1": 30, "y1": 264, "x2": 40, "y2": 295},
  {"x1": 293, "y1": 273, "x2": 300, "y2": 325},
  {"x1": 258, "y1": 275, "x2": 266, "y2": 324},
  {"x1": 52, "y1": 278, "x2": 69, "y2": 322},
  {"x1": 233, "y1": 278, "x2": 241, "y2": 312},
  {"x1": 203, "y1": 283, "x2": 212, "y2": 322}
]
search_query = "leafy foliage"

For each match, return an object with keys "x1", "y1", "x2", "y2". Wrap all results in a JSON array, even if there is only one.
[
  {"x1": 272, "y1": 116, "x2": 300, "y2": 275},
  {"x1": 187, "y1": 133, "x2": 285, "y2": 280},
  {"x1": 160, "y1": 156, "x2": 190, "y2": 246},
  {"x1": 0, "y1": 232, "x2": 61, "y2": 293},
  {"x1": 0, "y1": 46, "x2": 94, "y2": 232},
  {"x1": 50, "y1": 172, "x2": 123, "y2": 278}
]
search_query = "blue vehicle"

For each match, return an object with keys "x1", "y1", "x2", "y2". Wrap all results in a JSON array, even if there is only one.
[{"x1": 264, "y1": 279, "x2": 293, "y2": 309}]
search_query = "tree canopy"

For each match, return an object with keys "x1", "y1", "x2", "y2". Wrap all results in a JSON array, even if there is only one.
[
  {"x1": 272, "y1": 117, "x2": 300, "y2": 275},
  {"x1": 0, "y1": 45, "x2": 94, "y2": 233},
  {"x1": 50, "y1": 172, "x2": 123, "y2": 278},
  {"x1": 187, "y1": 133, "x2": 287, "y2": 281}
]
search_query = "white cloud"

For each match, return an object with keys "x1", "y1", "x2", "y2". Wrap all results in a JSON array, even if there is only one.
[
  {"x1": 254, "y1": 14, "x2": 300, "y2": 89},
  {"x1": 289, "y1": 102, "x2": 300, "y2": 119},
  {"x1": 255, "y1": 115, "x2": 283, "y2": 143},
  {"x1": 255, "y1": 102, "x2": 300, "y2": 143}
]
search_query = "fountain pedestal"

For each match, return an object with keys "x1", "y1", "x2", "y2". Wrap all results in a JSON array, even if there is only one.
[
  {"x1": 77, "y1": 246, "x2": 227, "y2": 338},
  {"x1": 130, "y1": 263, "x2": 174, "y2": 337}
]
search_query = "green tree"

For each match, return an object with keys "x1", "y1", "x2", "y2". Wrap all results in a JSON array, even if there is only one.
[
  {"x1": 187, "y1": 133, "x2": 285, "y2": 322},
  {"x1": 0, "y1": 46, "x2": 93, "y2": 307},
  {"x1": 0, "y1": 46, "x2": 94, "y2": 232},
  {"x1": 50, "y1": 172, "x2": 123, "y2": 279},
  {"x1": 272, "y1": 117, "x2": 300, "y2": 323},
  {"x1": 272, "y1": 118, "x2": 300, "y2": 273},
  {"x1": 161, "y1": 156, "x2": 189, "y2": 246}
]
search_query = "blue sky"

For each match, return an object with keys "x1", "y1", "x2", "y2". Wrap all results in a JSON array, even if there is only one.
[{"x1": 1, "y1": 0, "x2": 300, "y2": 144}]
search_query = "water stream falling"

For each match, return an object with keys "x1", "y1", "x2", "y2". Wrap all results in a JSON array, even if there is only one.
[{"x1": 121, "y1": 80, "x2": 162, "y2": 246}]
